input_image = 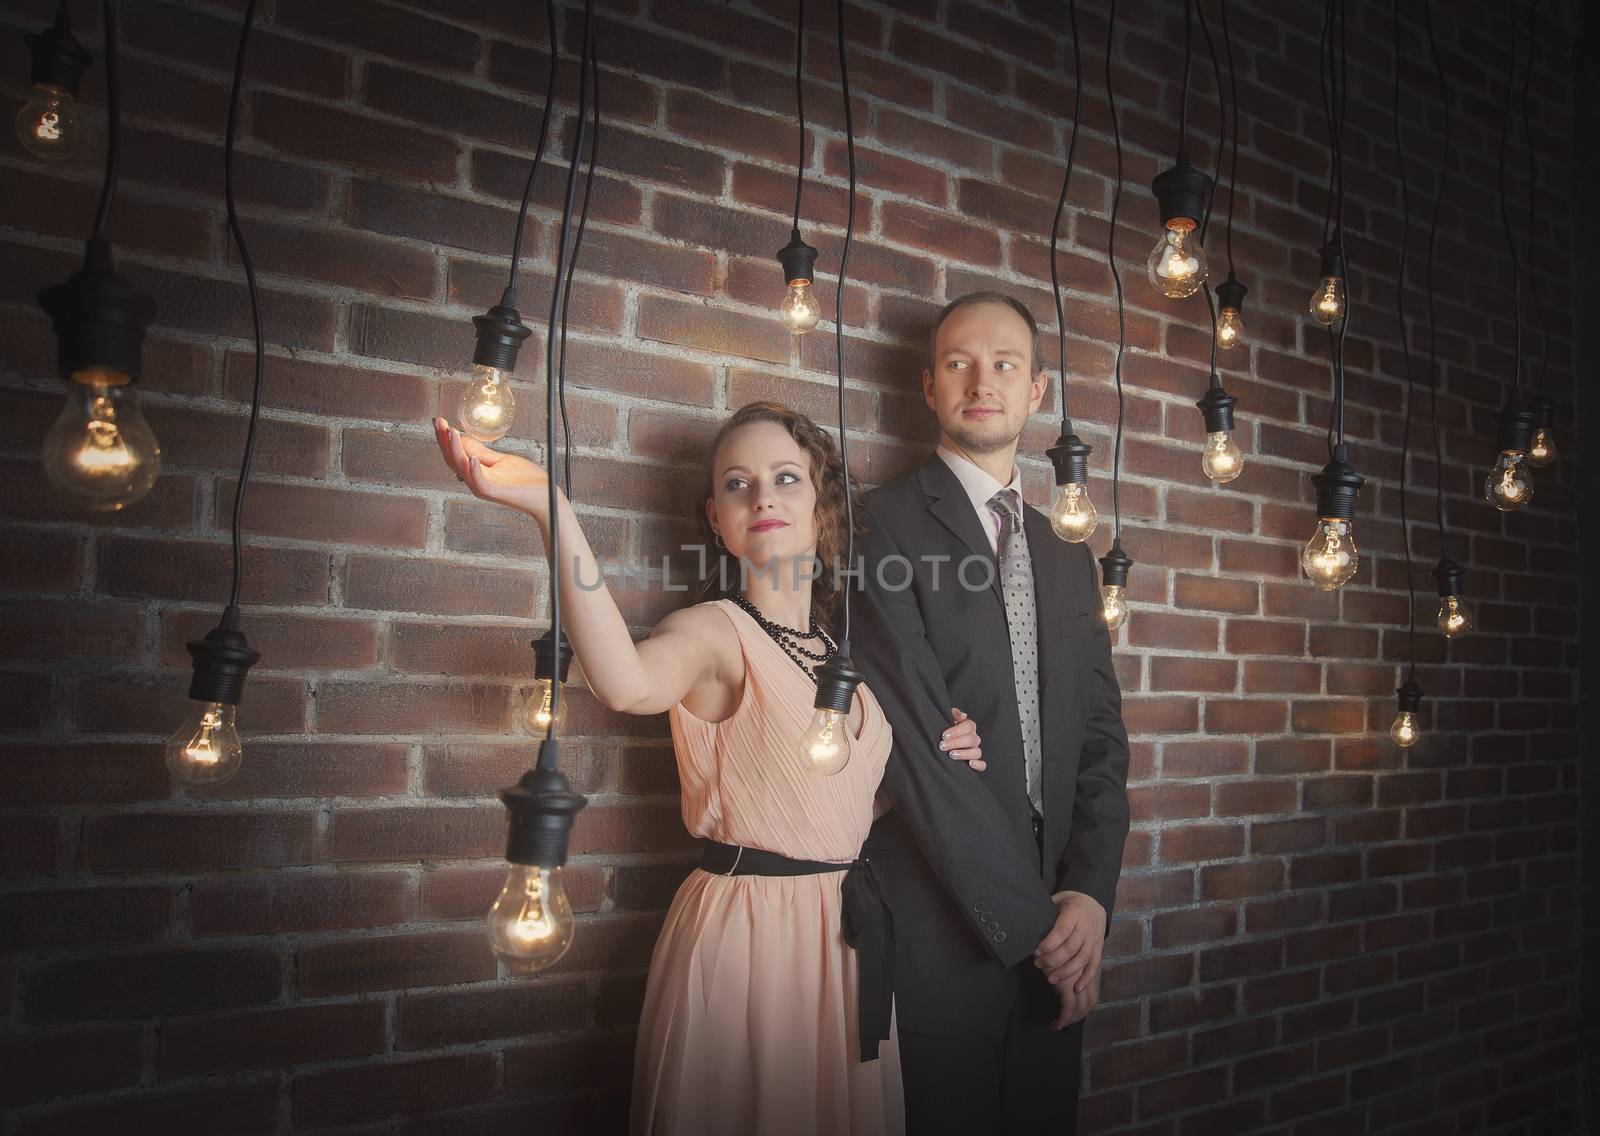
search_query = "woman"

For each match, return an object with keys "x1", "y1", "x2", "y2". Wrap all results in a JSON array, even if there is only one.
[{"x1": 434, "y1": 402, "x2": 985, "y2": 1136}]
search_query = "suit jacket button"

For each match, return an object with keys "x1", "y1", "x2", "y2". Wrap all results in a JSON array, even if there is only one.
[
  {"x1": 993, "y1": 931, "x2": 1007, "y2": 943},
  {"x1": 985, "y1": 921, "x2": 1000, "y2": 933}
]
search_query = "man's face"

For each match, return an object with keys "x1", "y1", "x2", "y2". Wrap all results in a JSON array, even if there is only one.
[{"x1": 922, "y1": 302, "x2": 1048, "y2": 456}]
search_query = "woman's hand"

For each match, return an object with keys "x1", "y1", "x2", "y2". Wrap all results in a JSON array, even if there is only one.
[
  {"x1": 938, "y1": 707, "x2": 984, "y2": 772},
  {"x1": 434, "y1": 417, "x2": 558, "y2": 522}
]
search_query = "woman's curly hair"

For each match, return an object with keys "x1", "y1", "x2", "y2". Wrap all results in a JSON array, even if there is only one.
[{"x1": 696, "y1": 401, "x2": 862, "y2": 628}]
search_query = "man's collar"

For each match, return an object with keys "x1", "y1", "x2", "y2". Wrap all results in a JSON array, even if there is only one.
[{"x1": 936, "y1": 444, "x2": 1021, "y2": 515}]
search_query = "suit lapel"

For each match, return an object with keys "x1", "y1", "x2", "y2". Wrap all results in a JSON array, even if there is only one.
[{"x1": 917, "y1": 458, "x2": 1003, "y2": 605}]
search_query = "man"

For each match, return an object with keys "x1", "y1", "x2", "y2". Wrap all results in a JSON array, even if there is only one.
[{"x1": 853, "y1": 292, "x2": 1131, "y2": 1133}]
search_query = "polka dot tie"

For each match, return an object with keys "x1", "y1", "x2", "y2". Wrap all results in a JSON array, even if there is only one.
[{"x1": 989, "y1": 489, "x2": 1042, "y2": 815}]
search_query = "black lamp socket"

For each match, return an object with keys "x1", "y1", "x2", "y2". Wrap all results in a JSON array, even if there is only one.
[
  {"x1": 501, "y1": 758, "x2": 588, "y2": 867},
  {"x1": 531, "y1": 629, "x2": 574, "y2": 685},
  {"x1": 1531, "y1": 395, "x2": 1555, "y2": 430},
  {"x1": 1395, "y1": 680, "x2": 1424, "y2": 714},
  {"x1": 1432, "y1": 557, "x2": 1465, "y2": 600},
  {"x1": 1318, "y1": 240, "x2": 1343, "y2": 278},
  {"x1": 812, "y1": 647, "x2": 864, "y2": 715},
  {"x1": 185, "y1": 610, "x2": 261, "y2": 707},
  {"x1": 776, "y1": 228, "x2": 819, "y2": 286},
  {"x1": 1046, "y1": 432, "x2": 1093, "y2": 487},
  {"x1": 1215, "y1": 274, "x2": 1247, "y2": 313},
  {"x1": 1312, "y1": 447, "x2": 1364, "y2": 521},
  {"x1": 1150, "y1": 152, "x2": 1214, "y2": 229},
  {"x1": 1196, "y1": 385, "x2": 1238, "y2": 434},
  {"x1": 471, "y1": 291, "x2": 533, "y2": 373},
  {"x1": 1099, "y1": 541, "x2": 1133, "y2": 589},
  {"x1": 37, "y1": 239, "x2": 157, "y2": 383},
  {"x1": 25, "y1": 9, "x2": 92, "y2": 97},
  {"x1": 1495, "y1": 399, "x2": 1538, "y2": 454}
]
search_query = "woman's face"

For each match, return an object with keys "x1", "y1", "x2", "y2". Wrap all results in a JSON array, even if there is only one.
[{"x1": 706, "y1": 421, "x2": 820, "y2": 575}]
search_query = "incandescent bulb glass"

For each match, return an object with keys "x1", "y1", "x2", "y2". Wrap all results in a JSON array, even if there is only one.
[
  {"x1": 1201, "y1": 430, "x2": 1244, "y2": 484},
  {"x1": 458, "y1": 364, "x2": 515, "y2": 442},
  {"x1": 15, "y1": 84, "x2": 83, "y2": 162},
  {"x1": 1101, "y1": 584, "x2": 1128, "y2": 631},
  {"x1": 780, "y1": 281, "x2": 821, "y2": 334},
  {"x1": 1301, "y1": 517, "x2": 1358, "y2": 590},
  {"x1": 1527, "y1": 428, "x2": 1556, "y2": 468},
  {"x1": 42, "y1": 370, "x2": 161, "y2": 511},
  {"x1": 1436, "y1": 594, "x2": 1471, "y2": 638},
  {"x1": 165, "y1": 702, "x2": 243, "y2": 785},
  {"x1": 522, "y1": 678, "x2": 568, "y2": 735},
  {"x1": 1308, "y1": 276, "x2": 1346, "y2": 326},
  {"x1": 1482, "y1": 451, "x2": 1532, "y2": 511},
  {"x1": 1049, "y1": 482, "x2": 1098, "y2": 543},
  {"x1": 1216, "y1": 307, "x2": 1243, "y2": 350},
  {"x1": 800, "y1": 707, "x2": 851, "y2": 776},
  {"x1": 486, "y1": 863, "x2": 575, "y2": 970},
  {"x1": 1389, "y1": 711, "x2": 1420, "y2": 748},
  {"x1": 1146, "y1": 222, "x2": 1207, "y2": 299}
]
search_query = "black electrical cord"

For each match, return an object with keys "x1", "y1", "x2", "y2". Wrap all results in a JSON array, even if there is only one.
[
  {"x1": 1495, "y1": 2, "x2": 1523, "y2": 399},
  {"x1": 1196, "y1": 0, "x2": 1224, "y2": 379},
  {"x1": 1423, "y1": 0, "x2": 1450, "y2": 541},
  {"x1": 223, "y1": 0, "x2": 264, "y2": 611},
  {"x1": 91, "y1": 0, "x2": 120, "y2": 242},
  {"x1": 791, "y1": 0, "x2": 806, "y2": 232},
  {"x1": 1220, "y1": 0, "x2": 1239, "y2": 278},
  {"x1": 1105, "y1": 0, "x2": 1125, "y2": 539},
  {"x1": 1177, "y1": 0, "x2": 1192, "y2": 151},
  {"x1": 508, "y1": 0, "x2": 559, "y2": 294},
  {"x1": 539, "y1": 0, "x2": 593, "y2": 751},
  {"x1": 1332, "y1": 0, "x2": 1349, "y2": 451},
  {"x1": 1520, "y1": 2, "x2": 1548, "y2": 389},
  {"x1": 1491, "y1": 1, "x2": 1516, "y2": 400},
  {"x1": 556, "y1": 29, "x2": 600, "y2": 496},
  {"x1": 1048, "y1": 0, "x2": 1081, "y2": 432},
  {"x1": 1393, "y1": 0, "x2": 1417, "y2": 680},
  {"x1": 1321, "y1": 0, "x2": 1350, "y2": 457},
  {"x1": 833, "y1": 0, "x2": 857, "y2": 643}
]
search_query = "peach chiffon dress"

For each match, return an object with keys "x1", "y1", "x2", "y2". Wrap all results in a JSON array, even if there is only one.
[{"x1": 629, "y1": 599, "x2": 903, "y2": 1136}]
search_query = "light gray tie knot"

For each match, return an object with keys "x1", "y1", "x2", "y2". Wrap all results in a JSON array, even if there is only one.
[{"x1": 988, "y1": 489, "x2": 1021, "y2": 534}]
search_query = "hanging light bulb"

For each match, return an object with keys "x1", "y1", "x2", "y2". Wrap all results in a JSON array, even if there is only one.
[
  {"x1": 1146, "y1": 154, "x2": 1213, "y2": 301},
  {"x1": 458, "y1": 289, "x2": 533, "y2": 443},
  {"x1": 1302, "y1": 448, "x2": 1363, "y2": 591},
  {"x1": 800, "y1": 651, "x2": 863, "y2": 776},
  {"x1": 42, "y1": 369, "x2": 161, "y2": 511},
  {"x1": 38, "y1": 239, "x2": 161, "y2": 511},
  {"x1": 1215, "y1": 274, "x2": 1247, "y2": 350},
  {"x1": 522, "y1": 630, "x2": 574, "y2": 735},
  {"x1": 1431, "y1": 557, "x2": 1470, "y2": 638},
  {"x1": 166, "y1": 608, "x2": 260, "y2": 786},
  {"x1": 1483, "y1": 398, "x2": 1537, "y2": 512},
  {"x1": 1526, "y1": 395, "x2": 1556, "y2": 468},
  {"x1": 493, "y1": 761, "x2": 587, "y2": 973},
  {"x1": 487, "y1": 862, "x2": 575, "y2": 970},
  {"x1": 1046, "y1": 431, "x2": 1097, "y2": 542},
  {"x1": 16, "y1": 11, "x2": 92, "y2": 163},
  {"x1": 1098, "y1": 540, "x2": 1133, "y2": 632},
  {"x1": 1308, "y1": 240, "x2": 1347, "y2": 326},
  {"x1": 1195, "y1": 385, "x2": 1244, "y2": 485},
  {"x1": 776, "y1": 228, "x2": 822, "y2": 335},
  {"x1": 1390, "y1": 680, "x2": 1423, "y2": 747}
]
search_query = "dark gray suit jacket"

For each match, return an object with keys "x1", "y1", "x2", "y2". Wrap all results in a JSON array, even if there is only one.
[{"x1": 854, "y1": 455, "x2": 1131, "y2": 1035}]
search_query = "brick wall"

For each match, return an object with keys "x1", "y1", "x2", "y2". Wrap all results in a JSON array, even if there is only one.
[{"x1": 0, "y1": 0, "x2": 1584, "y2": 1132}]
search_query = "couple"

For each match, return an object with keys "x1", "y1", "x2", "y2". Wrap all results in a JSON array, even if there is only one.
[{"x1": 435, "y1": 292, "x2": 1132, "y2": 1135}]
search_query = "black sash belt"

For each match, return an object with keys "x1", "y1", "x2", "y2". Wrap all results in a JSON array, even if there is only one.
[{"x1": 699, "y1": 839, "x2": 895, "y2": 1062}]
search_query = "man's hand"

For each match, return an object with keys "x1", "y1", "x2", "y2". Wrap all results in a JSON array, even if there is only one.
[
  {"x1": 1051, "y1": 973, "x2": 1099, "y2": 1030},
  {"x1": 1034, "y1": 890, "x2": 1107, "y2": 997}
]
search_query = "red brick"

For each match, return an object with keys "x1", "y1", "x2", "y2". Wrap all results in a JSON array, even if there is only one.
[
  {"x1": 1127, "y1": 612, "x2": 1219, "y2": 652},
  {"x1": 277, "y1": 0, "x2": 478, "y2": 71},
  {"x1": 161, "y1": 1001, "x2": 387, "y2": 1075},
  {"x1": 1203, "y1": 698, "x2": 1288, "y2": 734},
  {"x1": 223, "y1": 351, "x2": 432, "y2": 423},
  {"x1": 0, "y1": 815, "x2": 59, "y2": 877},
  {"x1": 1153, "y1": 905, "x2": 1239, "y2": 949},
  {"x1": 84, "y1": 812, "x2": 318, "y2": 872},
  {"x1": 1151, "y1": 656, "x2": 1238, "y2": 693},
  {"x1": 0, "y1": 887, "x2": 171, "y2": 953},
  {"x1": 882, "y1": 200, "x2": 1002, "y2": 266},
  {"x1": 1128, "y1": 783, "x2": 1210, "y2": 823},
  {"x1": 343, "y1": 554, "x2": 535, "y2": 618},
  {"x1": 25, "y1": 947, "x2": 280, "y2": 1022},
  {"x1": 122, "y1": 124, "x2": 332, "y2": 213},
  {"x1": 398, "y1": 978, "x2": 590, "y2": 1049},
  {"x1": 192, "y1": 870, "x2": 411, "y2": 935},
  {"x1": 296, "y1": 930, "x2": 495, "y2": 996},
  {"x1": 130, "y1": 262, "x2": 337, "y2": 351},
  {"x1": 20, "y1": 1081, "x2": 279, "y2": 1136},
  {"x1": 1201, "y1": 860, "x2": 1287, "y2": 900},
  {"x1": 326, "y1": 805, "x2": 504, "y2": 862},
  {"x1": 291, "y1": 1052, "x2": 495, "y2": 1127},
  {"x1": 98, "y1": 536, "x2": 330, "y2": 606},
  {"x1": 0, "y1": 743, "x2": 169, "y2": 807},
  {"x1": 0, "y1": 1027, "x2": 144, "y2": 1106},
  {"x1": 0, "y1": 529, "x2": 84, "y2": 592},
  {"x1": 214, "y1": 478, "x2": 429, "y2": 549},
  {"x1": 1162, "y1": 739, "x2": 1248, "y2": 778},
  {"x1": 636, "y1": 293, "x2": 793, "y2": 366},
  {"x1": 0, "y1": 600, "x2": 141, "y2": 662},
  {"x1": 504, "y1": 1032, "x2": 637, "y2": 1098},
  {"x1": 160, "y1": 610, "x2": 377, "y2": 674},
  {"x1": 1161, "y1": 823, "x2": 1246, "y2": 863}
]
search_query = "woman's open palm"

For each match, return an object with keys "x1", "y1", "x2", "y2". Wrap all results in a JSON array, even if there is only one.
[{"x1": 434, "y1": 417, "x2": 554, "y2": 520}]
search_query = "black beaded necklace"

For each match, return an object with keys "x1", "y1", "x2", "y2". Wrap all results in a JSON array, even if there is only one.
[{"x1": 728, "y1": 592, "x2": 836, "y2": 682}]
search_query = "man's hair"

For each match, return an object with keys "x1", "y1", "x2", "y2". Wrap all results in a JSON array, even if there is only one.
[{"x1": 925, "y1": 291, "x2": 1043, "y2": 375}]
